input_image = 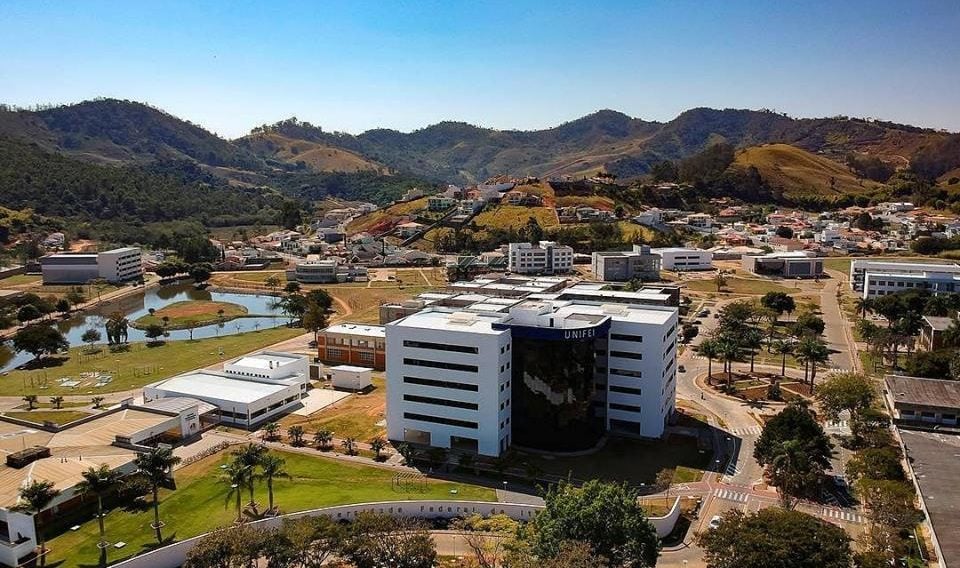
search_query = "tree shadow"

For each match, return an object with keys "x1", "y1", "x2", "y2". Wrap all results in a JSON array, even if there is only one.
[{"x1": 20, "y1": 356, "x2": 69, "y2": 370}]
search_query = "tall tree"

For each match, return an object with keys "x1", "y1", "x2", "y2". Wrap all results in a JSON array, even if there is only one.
[
  {"x1": 134, "y1": 447, "x2": 182, "y2": 543},
  {"x1": 15, "y1": 479, "x2": 60, "y2": 567},
  {"x1": 258, "y1": 453, "x2": 291, "y2": 514},
  {"x1": 13, "y1": 325, "x2": 69, "y2": 362},
  {"x1": 754, "y1": 402, "x2": 833, "y2": 503},
  {"x1": 232, "y1": 443, "x2": 267, "y2": 512},
  {"x1": 76, "y1": 464, "x2": 123, "y2": 568},
  {"x1": 532, "y1": 480, "x2": 659, "y2": 568},
  {"x1": 697, "y1": 338, "x2": 721, "y2": 382},
  {"x1": 696, "y1": 508, "x2": 851, "y2": 568}
]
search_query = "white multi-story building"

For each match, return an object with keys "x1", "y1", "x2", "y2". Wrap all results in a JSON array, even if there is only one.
[
  {"x1": 507, "y1": 241, "x2": 573, "y2": 274},
  {"x1": 386, "y1": 295, "x2": 678, "y2": 456},
  {"x1": 849, "y1": 259, "x2": 960, "y2": 293},
  {"x1": 862, "y1": 271, "x2": 960, "y2": 299},
  {"x1": 651, "y1": 247, "x2": 713, "y2": 271},
  {"x1": 39, "y1": 247, "x2": 142, "y2": 284}
]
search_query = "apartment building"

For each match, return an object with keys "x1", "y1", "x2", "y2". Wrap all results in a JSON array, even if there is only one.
[
  {"x1": 849, "y1": 259, "x2": 960, "y2": 293},
  {"x1": 39, "y1": 247, "x2": 142, "y2": 284},
  {"x1": 385, "y1": 294, "x2": 678, "y2": 456},
  {"x1": 592, "y1": 245, "x2": 661, "y2": 281},
  {"x1": 317, "y1": 323, "x2": 386, "y2": 370},
  {"x1": 507, "y1": 241, "x2": 574, "y2": 274},
  {"x1": 651, "y1": 247, "x2": 713, "y2": 271}
]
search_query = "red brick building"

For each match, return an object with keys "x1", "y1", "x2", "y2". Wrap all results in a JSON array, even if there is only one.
[{"x1": 317, "y1": 323, "x2": 386, "y2": 371}]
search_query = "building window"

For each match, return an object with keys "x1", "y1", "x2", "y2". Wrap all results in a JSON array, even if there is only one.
[
  {"x1": 327, "y1": 348, "x2": 344, "y2": 359},
  {"x1": 403, "y1": 358, "x2": 478, "y2": 373},
  {"x1": 610, "y1": 351, "x2": 643, "y2": 360},
  {"x1": 609, "y1": 403, "x2": 643, "y2": 413},
  {"x1": 403, "y1": 394, "x2": 478, "y2": 411},
  {"x1": 403, "y1": 376, "x2": 479, "y2": 392},
  {"x1": 610, "y1": 333, "x2": 643, "y2": 342},
  {"x1": 403, "y1": 340, "x2": 479, "y2": 354},
  {"x1": 359, "y1": 351, "x2": 374, "y2": 363},
  {"x1": 610, "y1": 385, "x2": 643, "y2": 396},
  {"x1": 610, "y1": 368, "x2": 642, "y2": 378},
  {"x1": 404, "y1": 412, "x2": 478, "y2": 429}
]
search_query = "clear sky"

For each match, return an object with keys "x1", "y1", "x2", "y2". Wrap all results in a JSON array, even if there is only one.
[{"x1": 1, "y1": 0, "x2": 958, "y2": 138}]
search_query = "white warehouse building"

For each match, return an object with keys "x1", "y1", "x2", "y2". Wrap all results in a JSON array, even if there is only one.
[
  {"x1": 849, "y1": 259, "x2": 960, "y2": 295},
  {"x1": 144, "y1": 351, "x2": 309, "y2": 427},
  {"x1": 386, "y1": 293, "x2": 678, "y2": 456},
  {"x1": 651, "y1": 247, "x2": 714, "y2": 271},
  {"x1": 507, "y1": 241, "x2": 574, "y2": 274},
  {"x1": 39, "y1": 247, "x2": 142, "y2": 284}
]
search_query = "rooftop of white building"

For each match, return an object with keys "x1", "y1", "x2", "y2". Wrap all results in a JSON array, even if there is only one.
[
  {"x1": 230, "y1": 351, "x2": 302, "y2": 371},
  {"x1": 390, "y1": 309, "x2": 508, "y2": 335},
  {"x1": 150, "y1": 371, "x2": 290, "y2": 404},
  {"x1": 323, "y1": 323, "x2": 386, "y2": 338}
]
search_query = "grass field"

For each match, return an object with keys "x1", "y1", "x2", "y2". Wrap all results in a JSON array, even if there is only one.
[
  {"x1": 133, "y1": 300, "x2": 248, "y2": 330},
  {"x1": 3, "y1": 410, "x2": 92, "y2": 424},
  {"x1": 731, "y1": 144, "x2": 882, "y2": 197},
  {"x1": 0, "y1": 274, "x2": 41, "y2": 286},
  {"x1": 230, "y1": 271, "x2": 288, "y2": 284},
  {"x1": 326, "y1": 284, "x2": 432, "y2": 323},
  {"x1": 45, "y1": 449, "x2": 496, "y2": 567},
  {"x1": 554, "y1": 195, "x2": 615, "y2": 210},
  {"x1": 685, "y1": 277, "x2": 791, "y2": 295},
  {"x1": 0, "y1": 327, "x2": 303, "y2": 397},
  {"x1": 472, "y1": 205, "x2": 559, "y2": 231},
  {"x1": 281, "y1": 376, "x2": 386, "y2": 440},
  {"x1": 516, "y1": 435, "x2": 710, "y2": 486}
]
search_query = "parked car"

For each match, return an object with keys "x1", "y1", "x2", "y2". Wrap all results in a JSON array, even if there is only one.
[
  {"x1": 708, "y1": 515, "x2": 722, "y2": 529},
  {"x1": 678, "y1": 365, "x2": 686, "y2": 373},
  {"x1": 697, "y1": 309, "x2": 709, "y2": 317}
]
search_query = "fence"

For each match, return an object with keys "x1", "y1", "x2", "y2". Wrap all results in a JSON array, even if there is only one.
[{"x1": 110, "y1": 498, "x2": 681, "y2": 568}]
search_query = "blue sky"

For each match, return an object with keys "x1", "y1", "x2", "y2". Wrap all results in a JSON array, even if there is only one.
[{"x1": 1, "y1": 0, "x2": 958, "y2": 138}]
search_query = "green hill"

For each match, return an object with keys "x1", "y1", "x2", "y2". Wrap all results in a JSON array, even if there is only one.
[{"x1": 730, "y1": 144, "x2": 882, "y2": 198}]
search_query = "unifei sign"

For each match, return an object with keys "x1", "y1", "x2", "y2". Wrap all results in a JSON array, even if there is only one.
[{"x1": 492, "y1": 317, "x2": 611, "y2": 341}]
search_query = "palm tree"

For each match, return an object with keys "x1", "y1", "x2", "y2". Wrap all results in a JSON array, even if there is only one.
[
  {"x1": 714, "y1": 270, "x2": 727, "y2": 293},
  {"x1": 853, "y1": 297, "x2": 873, "y2": 320},
  {"x1": 91, "y1": 396, "x2": 105, "y2": 409},
  {"x1": 262, "y1": 422, "x2": 279, "y2": 441},
  {"x1": 22, "y1": 394, "x2": 38, "y2": 410},
  {"x1": 258, "y1": 454, "x2": 291, "y2": 514},
  {"x1": 697, "y1": 339, "x2": 721, "y2": 383},
  {"x1": 795, "y1": 337, "x2": 829, "y2": 391},
  {"x1": 287, "y1": 425, "x2": 305, "y2": 446},
  {"x1": 16, "y1": 479, "x2": 60, "y2": 567},
  {"x1": 76, "y1": 464, "x2": 123, "y2": 568},
  {"x1": 220, "y1": 459, "x2": 251, "y2": 523},
  {"x1": 50, "y1": 396, "x2": 64, "y2": 410},
  {"x1": 134, "y1": 447, "x2": 182, "y2": 543},
  {"x1": 232, "y1": 444, "x2": 267, "y2": 511},
  {"x1": 742, "y1": 327, "x2": 763, "y2": 373},
  {"x1": 719, "y1": 340, "x2": 740, "y2": 387},
  {"x1": 774, "y1": 340, "x2": 794, "y2": 377},
  {"x1": 369, "y1": 437, "x2": 387, "y2": 461},
  {"x1": 341, "y1": 438, "x2": 358, "y2": 456},
  {"x1": 313, "y1": 429, "x2": 333, "y2": 450}
]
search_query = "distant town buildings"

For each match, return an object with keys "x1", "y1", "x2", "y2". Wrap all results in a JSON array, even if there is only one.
[
  {"x1": 591, "y1": 245, "x2": 661, "y2": 282},
  {"x1": 508, "y1": 241, "x2": 573, "y2": 274}
]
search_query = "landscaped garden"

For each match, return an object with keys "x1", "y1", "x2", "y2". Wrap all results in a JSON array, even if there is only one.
[
  {"x1": 44, "y1": 449, "x2": 496, "y2": 567},
  {"x1": 131, "y1": 300, "x2": 248, "y2": 330}
]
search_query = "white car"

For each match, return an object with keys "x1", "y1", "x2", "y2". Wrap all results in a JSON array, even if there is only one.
[{"x1": 708, "y1": 515, "x2": 722, "y2": 529}]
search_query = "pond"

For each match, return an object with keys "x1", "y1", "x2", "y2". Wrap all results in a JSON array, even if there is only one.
[{"x1": 0, "y1": 283, "x2": 288, "y2": 372}]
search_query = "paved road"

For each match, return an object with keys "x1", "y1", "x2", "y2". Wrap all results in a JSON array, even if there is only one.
[{"x1": 820, "y1": 272, "x2": 859, "y2": 372}]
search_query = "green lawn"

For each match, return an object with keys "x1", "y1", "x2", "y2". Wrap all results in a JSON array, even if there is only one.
[
  {"x1": 0, "y1": 273, "x2": 42, "y2": 286},
  {"x1": 45, "y1": 449, "x2": 496, "y2": 567},
  {"x1": 516, "y1": 435, "x2": 710, "y2": 487},
  {"x1": 686, "y1": 277, "x2": 791, "y2": 295},
  {"x1": 132, "y1": 300, "x2": 248, "y2": 330},
  {"x1": 0, "y1": 327, "x2": 304, "y2": 397},
  {"x1": 3, "y1": 410, "x2": 91, "y2": 424}
]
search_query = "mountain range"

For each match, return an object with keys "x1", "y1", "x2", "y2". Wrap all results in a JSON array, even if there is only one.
[{"x1": 2, "y1": 99, "x2": 958, "y2": 187}]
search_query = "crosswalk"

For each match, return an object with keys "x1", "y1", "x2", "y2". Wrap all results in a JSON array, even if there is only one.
[
  {"x1": 714, "y1": 488, "x2": 749, "y2": 503},
  {"x1": 723, "y1": 459, "x2": 740, "y2": 477},
  {"x1": 821, "y1": 508, "x2": 866, "y2": 524},
  {"x1": 729, "y1": 426, "x2": 763, "y2": 436}
]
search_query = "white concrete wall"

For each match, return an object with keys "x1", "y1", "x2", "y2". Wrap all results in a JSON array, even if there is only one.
[
  {"x1": 605, "y1": 312, "x2": 677, "y2": 438},
  {"x1": 109, "y1": 498, "x2": 682, "y2": 568},
  {"x1": 387, "y1": 324, "x2": 510, "y2": 456},
  {"x1": 0, "y1": 509, "x2": 36, "y2": 568}
]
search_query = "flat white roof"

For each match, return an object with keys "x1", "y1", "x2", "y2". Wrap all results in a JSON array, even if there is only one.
[
  {"x1": 392, "y1": 309, "x2": 508, "y2": 335},
  {"x1": 152, "y1": 372, "x2": 289, "y2": 404},
  {"x1": 323, "y1": 323, "x2": 386, "y2": 338},
  {"x1": 231, "y1": 352, "x2": 302, "y2": 370},
  {"x1": 553, "y1": 302, "x2": 676, "y2": 326},
  {"x1": 330, "y1": 365, "x2": 371, "y2": 373}
]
